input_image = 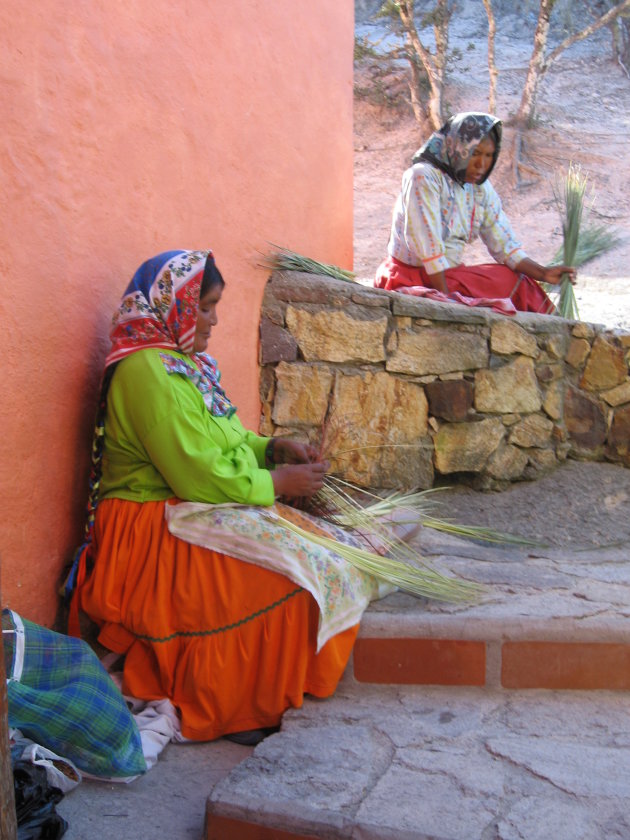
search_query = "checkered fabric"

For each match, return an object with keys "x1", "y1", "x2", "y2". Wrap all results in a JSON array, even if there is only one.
[{"x1": 4, "y1": 609, "x2": 146, "y2": 778}]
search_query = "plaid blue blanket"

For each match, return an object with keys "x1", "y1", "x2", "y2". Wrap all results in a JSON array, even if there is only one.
[{"x1": 4, "y1": 609, "x2": 146, "y2": 778}]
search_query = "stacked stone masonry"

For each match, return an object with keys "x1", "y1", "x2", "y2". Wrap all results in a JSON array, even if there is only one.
[{"x1": 259, "y1": 272, "x2": 630, "y2": 490}]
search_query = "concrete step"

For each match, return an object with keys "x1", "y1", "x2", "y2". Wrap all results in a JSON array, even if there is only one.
[
  {"x1": 206, "y1": 677, "x2": 630, "y2": 840},
  {"x1": 206, "y1": 543, "x2": 630, "y2": 839},
  {"x1": 351, "y1": 459, "x2": 630, "y2": 692},
  {"x1": 206, "y1": 462, "x2": 630, "y2": 839},
  {"x1": 353, "y1": 525, "x2": 630, "y2": 691}
]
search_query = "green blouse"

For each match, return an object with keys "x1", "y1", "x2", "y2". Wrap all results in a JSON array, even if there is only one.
[{"x1": 99, "y1": 348, "x2": 274, "y2": 506}]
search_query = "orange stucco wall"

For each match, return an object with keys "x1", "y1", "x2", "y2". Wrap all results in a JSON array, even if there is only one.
[{"x1": 0, "y1": 2, "x2": 354, "y2": 625}]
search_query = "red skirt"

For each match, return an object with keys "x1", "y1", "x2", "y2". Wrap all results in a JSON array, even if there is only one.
[
  {"x1": 80, "y1": 499, "x2": 358, "y2": 741},
  {"x1": 375, "y1": 256, "x2": 554, "y2": 314}
]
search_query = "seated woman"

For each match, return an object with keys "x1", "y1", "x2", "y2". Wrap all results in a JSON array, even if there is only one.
[
  {"x1": 74, "y1": 250, "x2": 383, "y2": 745},
  {"x1": 374, "y1": 111, "x2": 576, "y2": 313}
]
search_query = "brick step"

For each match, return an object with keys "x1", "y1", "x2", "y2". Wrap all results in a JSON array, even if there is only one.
[{"x1": 354, "y1": 625, "x2": 630, "y2": 691}]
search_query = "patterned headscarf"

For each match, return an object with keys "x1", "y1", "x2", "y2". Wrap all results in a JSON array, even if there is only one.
[
  {"x1": 106, "y1": 249, "x2": 235, "y2": 416},
  {"x1": 412, "y1": 112, "x2": 502, "y2": 187},
  {"x1": 106, "y1": 249, "x2": 209, "y2": 366}
]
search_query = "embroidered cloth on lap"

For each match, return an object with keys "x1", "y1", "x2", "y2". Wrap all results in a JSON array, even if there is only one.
[{"x1": 165, "y1": 501, "x2": 393, "y2": 652}]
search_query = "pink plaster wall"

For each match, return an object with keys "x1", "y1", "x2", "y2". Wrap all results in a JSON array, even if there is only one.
[{"x1": 0, "y1": 2, "x2": 354, "y2": 626}]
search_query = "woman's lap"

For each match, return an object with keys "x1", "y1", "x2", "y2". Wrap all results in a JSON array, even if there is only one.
[
  {"x1": 375, "y1": 256, "x2": 554, "y2": 313},
  {"x1": 80, "y1": 498, "x2": 357, "y2": 741}
]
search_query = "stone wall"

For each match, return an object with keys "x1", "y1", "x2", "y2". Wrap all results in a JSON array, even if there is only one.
[{"x1": 259, "y1": 272, "x2": 630, "y2": 490}]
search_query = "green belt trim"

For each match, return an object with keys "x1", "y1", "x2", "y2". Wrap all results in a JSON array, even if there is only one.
[{"x1": 134, "y1": 585, "x2": 304, "y2": 644}]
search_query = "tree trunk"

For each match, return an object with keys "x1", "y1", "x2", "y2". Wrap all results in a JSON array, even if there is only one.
[
  {"x1": 0, "y1": 571, "x2": 18, "y2": 840},
  {"x1": 483, "y1": 0, "x2": 498, "y2": 113},
  {"x1": 515, "y1": 0, "x2": 555, "y2": 128},
  {"x1": 406, "y1": 51, "x2": 429, "y2": 124},
  {"x1": 397, "y1": 0, "x2": 447, "y2": 128},
  {"x1": 430, "y1": 0, "x2": 450, "y2": 126}
]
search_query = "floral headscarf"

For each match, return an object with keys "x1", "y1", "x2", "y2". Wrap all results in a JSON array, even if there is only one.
[
  {"x1": 412, "y1": 112, "x2": 502, "y2": 187},
  {"x1": 106, "y1": 249, "x2": 235, "y2": 418},
  {"x1": 106, "y1": 249, "x2": 210, "y2": 366}
]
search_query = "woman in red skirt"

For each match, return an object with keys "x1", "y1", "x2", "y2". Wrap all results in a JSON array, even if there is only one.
[{"x1": 375, "y1": 112, "x2": 575, "y2": 313}]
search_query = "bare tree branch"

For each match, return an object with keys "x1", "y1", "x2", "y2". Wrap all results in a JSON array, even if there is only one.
[
  {"x1": 543, "y1": 0, "x2": 630, "y2": 71},
  {"x1": 396, "y1": 0, "x2": 446, "y2": 128},
  {"x1": 516, "y1": 0, "x2": 630, "y2": 128},
  {"x1": 482, "y1": 0, "x2": 498, "y2": 114},
  {"x1": 515, "y1": 0, "x2": 555, "y2": 128}
]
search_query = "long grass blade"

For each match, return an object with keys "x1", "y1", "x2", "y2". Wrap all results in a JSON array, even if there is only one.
[
  {"x1": 275, "y1": 512, "x2": 482, "y2": 602},
  {"x1": 321, "y1": 475, "x2": 541, "y2": 547}
]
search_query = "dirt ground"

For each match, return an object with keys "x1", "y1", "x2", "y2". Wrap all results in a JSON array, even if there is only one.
[{"x1": 353, "y1": 1, "x2": 630, "y2": 331}]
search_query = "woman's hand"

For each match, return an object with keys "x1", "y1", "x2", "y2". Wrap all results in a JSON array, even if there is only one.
[
  {"x1": 271, "y1": 462, "x2": 329, "y2": 499},
  {"x1": 269, "y1": 438, "x2": 320, "y2": 465},
  {"x1": 516, "y1": 258, "x2": 577, "y2": 287},
  {"x1": 542, "y1": 265, "x2": 577, "y2": 286}
]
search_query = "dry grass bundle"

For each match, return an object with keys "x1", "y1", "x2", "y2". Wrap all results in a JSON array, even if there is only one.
[
  {"x1": 546, "y1": 163, "x2": 623, "y2": 319},
  {"x1": 276, "y1": 502, "x2": 482, "y2": 603},
  {"x1": 286, "y1": 470, "x2": 542, "y2": 604},
  {"x1": 260, "y1": 245, "x2": 356, "y2": 283}
]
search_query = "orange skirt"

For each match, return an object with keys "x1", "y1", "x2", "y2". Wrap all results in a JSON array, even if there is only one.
[{"x1": 80, "y1": 498, "x2": 358, "y2": 741}]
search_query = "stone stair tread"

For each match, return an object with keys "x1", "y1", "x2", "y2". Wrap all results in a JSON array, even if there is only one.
[
  {"x1": 361, "y1": 529, "x2": 630, "y2": 643},
  {"x1": 207, "y1": 678, "x2": 630, "y2": 839},
  {"x1": 356, "y1": 461, "x2": 630, "y2": 647}
]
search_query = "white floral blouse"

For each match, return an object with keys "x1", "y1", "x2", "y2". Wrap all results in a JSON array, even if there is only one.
[{"x1": 387, "y1": 162, "x2": 528, "y2": 275}]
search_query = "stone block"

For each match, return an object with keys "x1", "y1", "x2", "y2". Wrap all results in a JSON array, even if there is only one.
[
  {"x1": 564, "y1": 386, "x2": 607, "y2": 450},
  {"x1": 433, "y1": 418, "x2": 505, "y2": 474},
  {"x1": 260, "y1": 301, "x2": 285, "y2": 326},
  {"x1": 272, "y1": 362, "x2": 333, "y2": 427},
  {"x1": 269, "y1": 271, "x2": 353, "y2": 306},
  {"x1": 490, "y1": 320, "x2": 538, "y2": 357},
  {"x1": 474, "y1": 356, "x2": 542, "y2": 414},
  {"x1": 535, "y1": 363, "x2": 563, "y2": 383},
  {"x1": 425, "y1": 379, "x2": 473, "y2": 422},
  {"x1": 350, "y1": 288, "x2": 391, "y2": 309},
  {"x1": 486, "y1": 443, "x2": 528, "y2": 480},
  {"x1": 509, "y1": 413, "x2": 554, "y2": 448},
  {"x1": 391, "y1": 295, "x2": 491, "y2": 324},
  {"x1": 523, "y1": 447, "x2": 558, "y2": 478},
  {"x1": 260, "y1": 317, "x2": 298, "y2": 365},
  {"x1": 571, "y1": 322, "x2": 595, "y2": 340},
  {"x1": 387, "y1": 328, "x2": 488, "y2": 376},
  {"x1": 580, "y1": 336, "x2": 627, "y2": 391},
  {"x1": 286, "y1": 305, "x2": 388, "y2": 363},
  {"x1": 329, "y1": 371, "x2": 433, "y2": 489},
  {"x1": 601, "y1": 379, "x2": 630, "y2": 407},
  {"x1": 542, "y1": 380, "x2": 564, "y2": 421},
  {"x1": 545, "y1": 334, "x2": 569, "y2": 359},
  {"x1": 565, "y1": 337, "x2": 590, "y2": 368},
  {"x1": 606, "y1": 404, "x2": 630, "y2": 464}
]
